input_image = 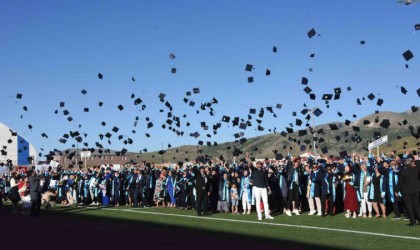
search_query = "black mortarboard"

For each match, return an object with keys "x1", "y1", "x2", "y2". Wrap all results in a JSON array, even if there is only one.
[
  {"x1": 337, "y1": 112, "x2": 343, "y2": 117},
  {"x1": 300, "y1": 145, "x2": 306, "y2": 152},
  {"x1": 222, "y1": 116, "x2": 230, "y2": 123},
  {"x1": 98, "y1": 73, "x2": 103, "y2": 79},
  {"x1": 309, "y1": 93, "x2": 316, "y2": 100},
  {"x1": 313, "y1": 108, "x2": 323, "y2": 117},
  {"x1": 198, "y1": 141, "x2": 204, "y2": 146},
  {"x1": 118, "y1": 105, "x2": 124, "y2": 111},
  {"x1": 169, "y1": 53, "x2": 176, "y2": 59},
  {"x1": 23, "y1": 106, "x2": 28, "y2": 111},
  {"x1": 353, "y1": 126, "x2": 360, "y2": 132},
  {"x1": 363, "y1": 120, "x2": 370, "y2": 125},
  {"x1": 360, "y1": 41, "x2": 365, "y2": 45},
  {"x1": 380, "y1": 119, "x2": 391, "y2": 129},
  {"x1": 296, "y1": 119, "x2": 302, "y2": 126},
  {"x1": 298, "y1": 129, "x2": 307, "y2": 136},
  {"x1": 112, "y1": 127, "x2": 119, "y2": 133},
  {"x1": 322, "y1": 94, "x2": 333, "y2": 100},
  {"x1": 307, "y1": 28, "x2": 316, "y2": 38},
  {"x1": 402, "y1": 50, "x2": 414, "y2": 61},
  {"x1": 193, "y1": 88, "x2": 200, "y2": 94},
  {"x1": 303, "y1": 86, "x2": 312, "y2": 94},
  {"x1": 273, "y1": 46, "x2": 277, "y2": 53},
  {"x1": 339, "y1": 151, "x2": 348, "y2": 159},
  {"x1": 276, "y1": 103, "x2": 282, "y2": 109},
  {"x1": 147, "y1": 122, "x2": 153, "y2": 128},
  {"x1": 356, "y1": 98, "x2": 362, "y2": 105},
  {"x1": 248, "y1": 77, "x2": 254, "y2": 83},
  {"x1": 335, "y1": 135, "x2": 341, "y2": 141},
  {"x1": 81, "y1": 89, "x2": 87, "y2": 95},
  {"x1": 249, "y1": 108, "x2": 256, "y2": 114},
  {"x1": 345, "y1": 120, "x2": 351, "y2": 126},
  {"x1": 334, "y1": 87, "x2": 342, "y2": 94},
  {"x1": 334, "y1": 94, "x2": 340, "y2": 100},
  {"x1": 329, "y1": 124, "x2": 338, "y2": 130},
  {"x1": 301, "y1": 77, "x2": 308, "y2": 85},
  {"x1": 239, "y1": 123, "x2": 247, "y2": 130},
  {"x1": 417, "y1": 88, "x2": 420, "y2": 97},
  {"x1": 60, "y1": 102, "x2": 65, "y2": 107},
  {"x1": 189, "y1": 101, "x2": 195, "y2": 107},
  {"x1": 245, "y1": 64, "x2": 253, "y2": 72},
  {"x1": 377, "y1": 98, "x2": 384, "y2": 106},
  {"x1": 367, "y1": 93, "x2": 375, "y2": 100},
  {"x1": 171, "y1": 68, "x2": 176, "y2": 74},
  {"x1": 321, "y1": 147, "x2": 328, "y2": 154},
  {"x1": 84, "y1": 107, "x2": 89, "y2": 112},
  {"x1": 400, "y1": 86, "x2": 407, "y2": 95},
  {"x1": 286, "y1": 127, "x2": 293, "y2": 134},
  {"x1": 411, "y1": 105, "x2": 418, "y2": 113},
  {"x1": 266, "y1": 69, "x2": 271, "y2": 76},
  {"x1": 99, "y1": 102, "x2": 103, "y2": 107},
  {"x1": 310, "y1": 53, "x2": 315, "y2": 57},
  {"x1": 16, "y1": 93, "x2": 22, "y2": 99},
  {"x1": 416, "y1": 24, "x2": 420, "y2": 30}
]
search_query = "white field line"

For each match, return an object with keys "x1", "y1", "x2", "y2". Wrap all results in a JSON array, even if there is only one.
[{"x1": 99, "y1": 208, "x2": 420, "y2": 241}]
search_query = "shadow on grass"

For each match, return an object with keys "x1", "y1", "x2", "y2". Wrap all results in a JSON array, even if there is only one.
[{"x1": 1, "y1": 204, "x2": 344, "y2": 250}]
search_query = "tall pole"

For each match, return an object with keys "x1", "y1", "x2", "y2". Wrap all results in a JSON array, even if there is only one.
[
  {"x1": 311, "y1": 108, "x2": 317, "y2": 156},
  {"x1": 161, "y1": 142, "x2": 164, "y2": 164}
]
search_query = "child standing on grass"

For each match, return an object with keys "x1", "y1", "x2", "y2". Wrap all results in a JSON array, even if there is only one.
[{"x1": 230, "y1": 183, "x2": 239, "y2": 215}]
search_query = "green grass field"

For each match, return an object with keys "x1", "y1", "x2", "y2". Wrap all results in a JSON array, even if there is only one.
[{"x1": 46, "y1": 205, "x2": 420, "y2": 250}]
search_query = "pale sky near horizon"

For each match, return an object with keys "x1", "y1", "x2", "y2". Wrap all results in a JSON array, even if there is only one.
[{"x1": 0, "y1": 0, "x2": 419, "y2": 157}]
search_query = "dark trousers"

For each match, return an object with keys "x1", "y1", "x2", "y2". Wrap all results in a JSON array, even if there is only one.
[
  {"x1": 196, "y1": 189, "x2": 208, "y2": 216},
  {"x1": 133, "y1": 189, "x2": 144, "y2": 207},
  {"x1": 392, "y1": 196, "x2": 406, "y2": 218},
  {"x1": 287, "y1": 184, "x2": 300, "y2": 210},
  {"x1": 321, "y1": 194, "x2": 334, "y2": 216},
  {"x1": 144, "y1": 189, "x2": 153, "y2": 206},
  {"x1": 30, "y1": 193, "x2": 41, "y2": 215},
  {"x1": 403, "y1": 192, "x2": 420, "y2": 225}
]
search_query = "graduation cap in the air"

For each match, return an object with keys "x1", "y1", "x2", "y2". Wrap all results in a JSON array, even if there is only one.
[
  {"x1": 412, "y1": 106, "x2": 418, "y2": 113},
  {"x1": 16, "y1": 93, "x2": 23, "y2": 99},
  {"x1": 98, "y1": 73, "x2": 103, "y2": 79},
  {"x1": 193, "y1": 88, "x2": 200, "y2": 94},
  {"x1": 402, "y1": 50, "x2": 414, "y2": 61},
  {"x1": 266, "y1": 69, "x2": 271, "y2": 76},
  {"x1": 380, "y1": 119, "x2": 391, "y2": 129},
  {"x1": 321, "y1": 147, "x2": 328, "y2": 154},
  {"x1": 363, "y1": 120, "x2": 371, "y2": 125},
  {"x1": 367, "y1": 93, "x2": 375, "y2": 100},
  {"x1": 329, "y1": 124, "x2": 339, "y2": 130},
  {"x1": 248, "y1": 77, "x2": 254, "y2": 83},
  {"x1": 322, "y1": 94, "x2": 333, "y2": 100},
  {"x1": 81, "y1": 89, "x2": 87, "y2": 95},
  {"x1": 99, "y1": 102, "x2": 103, "y2": 107},
  {"x1": 417, "y1": 88, "x2": 420, "y2": 97},
  {"x1": 360, "y1": 41, "x2": 365, "y2": 45},
  {"x1": 169, "y1": 53, "x2": 176, "y2": 60},
  {"x1": 377, "y1": 98, "x2": 384, "y2": 106},
  {"x1": 301, "y1": 77, "x2": 308, "y2": 85},
  {"x1": 117, "y1": 105, "x2": 124, "y2": 111},
  {"x1": 112, "y1": 127, "x2": 119, "y2": 133},
  {"x1": 245, "y1": 64, "x2": 253, "y2": 72},
  {"x1": 84, "y1": 107, "x2": 89, "y2": 112},
  {"x1": 273, "y1": 46, "x2": 277, "y2": 53},
  {"x1": 147, "y1": 122, "x2": 153, "y2": 128},
  {"x1": 356, "y1": 98, "x2": 362, "y2": 105},
  {"x1": 303, "y1": 86, "x2": 312, "y2": 94},
  {"x1": 416, "y1": 24, "x2": 420, "y2": 30},
  {"x1": 400, "y1": 86, "x2": 407, "y2": 95},
  {"x1": 307, "y1": 28, "x2": 316, "y2": 38},
  {"x1": 298, "y1": 130, "x2": 307, "y2": 136},
  {"x1": 313, "y1": 108, "x2": 323, "y2": 117},
  {"x1": 171, "y1": 68, "x2": 176, "y2": 74}
]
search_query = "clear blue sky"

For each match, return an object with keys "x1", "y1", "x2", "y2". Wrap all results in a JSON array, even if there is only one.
[{"x1": 0, "y1": 0, "x2": 419, "y2": 157}]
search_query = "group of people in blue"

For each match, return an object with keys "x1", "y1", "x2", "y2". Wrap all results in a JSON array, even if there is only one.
[{"x1": 0, "y1": 150, "x2": 419, "y2": 226}]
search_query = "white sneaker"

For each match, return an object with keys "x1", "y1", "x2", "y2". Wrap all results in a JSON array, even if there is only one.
[
  {"x1": 317, "y1": 212, "x2": 322, "y2": 216},
  {"x1": 258, "y1": 217, "x2": 262, "y2": 221},
  {"x1": 247, "y1": 210, "x2": 251, "y2": 215},
  {"x1": 293, "y1": 210, "x2": 301, "y2": 215},
  {"x1": 308, "y1": 210, "x2": 317, "y2": 215},
  {"x1": 285, "y1": 210, "x2": 292, "y2": 216},
  {"x1": 266, "y1": 215, "x2": 274, "y2": 219}
]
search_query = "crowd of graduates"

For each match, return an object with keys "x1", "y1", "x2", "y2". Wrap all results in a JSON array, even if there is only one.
[{"x1": 0, "y1": 150, "x2": 419, "y2": 225}]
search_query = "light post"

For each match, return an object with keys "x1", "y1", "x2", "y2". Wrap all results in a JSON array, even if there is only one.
[{"x1": 308, "y1": 108, "x2": 318, "y2": 156}]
